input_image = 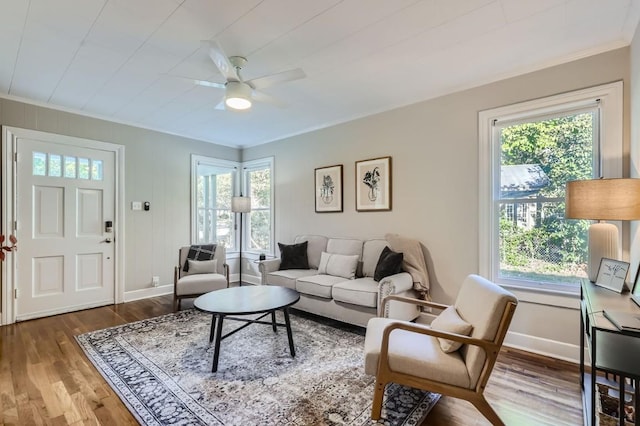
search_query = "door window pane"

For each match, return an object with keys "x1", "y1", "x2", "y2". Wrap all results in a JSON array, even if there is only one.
[
  {"x1": 48, "y1": 154, "x2": 62, "y2": 177},
  {"x1": 33, "y1": 152, "x2": 46, "y2": 176},
  {"x1": 64, "y1": 156, "x2": 76, "y2": 178},
  {"x1": 78, "y1": 158, "x2": 90, "y2": 179},
  {"x1": 92, "y1": 160, "x2": 103, "y2": 181}
]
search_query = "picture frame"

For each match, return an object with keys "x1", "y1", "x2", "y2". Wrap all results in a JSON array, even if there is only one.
[
  {"x1": 314, "y1": 164, "x2": 343, "y2": 213},
  {"x1": 355, "y1": 156, "x2": 392, "y2": 211},
  {"x1": 595, "y1": 258, "x2": 630, "y2": 293}
]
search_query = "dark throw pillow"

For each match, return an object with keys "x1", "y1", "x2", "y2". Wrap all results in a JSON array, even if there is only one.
[
  {"x1": 183, "y1": 244, "x2": 216, "y2": 272},
  {"x1": 278, "y1": 241, "x2": 309, "y2": 270},
  {"x1": 374, "y1": 246, "x2": 404, "y2": 281}
]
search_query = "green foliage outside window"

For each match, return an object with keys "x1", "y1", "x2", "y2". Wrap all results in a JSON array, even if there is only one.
[{"x1": 500, "y1": 112, "x2": 594, "y2": 284}]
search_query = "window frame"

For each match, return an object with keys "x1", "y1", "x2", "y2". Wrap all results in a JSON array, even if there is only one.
[
  {"x1": 478, "y1": 82, "x2": 623, "y2": 297},
  {"x1": 190, "y1": 155, "x2": 240, "y2": 249},
  {"x1": 242, "y1": 157, "x2": 275, "y2": 255}
]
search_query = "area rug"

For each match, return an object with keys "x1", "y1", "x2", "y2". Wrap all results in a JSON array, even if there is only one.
[{"x1": 76, "y1": 309, "x2": 440, "y2": 425}]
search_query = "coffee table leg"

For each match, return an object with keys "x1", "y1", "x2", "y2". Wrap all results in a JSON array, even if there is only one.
[
  {"x1": 212, "y1": 314, "x2": 224, "y2": 372},
  {"x1": 271, "y1": 311, "x2": 277, "y2": 332},
  {"x1": 209, "y1": 314, "x2": 217, "y2": 342},
  {"x1": 283, "y1": 308, "x2": 295, "y2": 357}
]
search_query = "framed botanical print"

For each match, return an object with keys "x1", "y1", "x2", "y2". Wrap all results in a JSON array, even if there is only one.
[
  {"x1": 315, "y1": 164, "x2": 343, "y2": 212},
  {"x1": 355, "y1": 156, "x2": 392, "y2": 211}
]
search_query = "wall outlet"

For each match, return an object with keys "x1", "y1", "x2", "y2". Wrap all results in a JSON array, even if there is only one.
[{"x1": 152, "y1": 276, "x2": 160, "y2": 287}]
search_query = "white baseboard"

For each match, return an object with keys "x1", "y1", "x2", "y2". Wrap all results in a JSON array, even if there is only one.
[
  {"x1": 231, "y1": 273, "x2": 261, "y2": 286},
  {"x1": 503, "y1": 330, "x2": 586, "y2": 365},
  {"x1": 124, "y1": 284, "x2": 173, "y2": 302}
]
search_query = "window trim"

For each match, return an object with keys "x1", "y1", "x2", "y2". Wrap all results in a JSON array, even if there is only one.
[
  {"x1": 478, "y1": 81, "x2": 623, "y2": 295},
  {"x1": 190, "y1": 155, "x2": 240, "y2": 247},
  {"x1": 242, "y1": 156, "x2": 275, "y2": 255}
]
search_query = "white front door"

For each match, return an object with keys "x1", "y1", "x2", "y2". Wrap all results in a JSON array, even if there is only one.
[{"x1": 15, "y1": 137, "x2": 116, "y2": 321}]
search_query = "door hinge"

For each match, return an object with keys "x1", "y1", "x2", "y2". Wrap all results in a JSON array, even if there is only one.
[
  {"x1": 14, "y1": 288, "x2": 18, "y2": 299},
  {"x1": 14, "y1": 152, "x2": 17, "y2": 162},
  {"x1": 13, "y1": 221, "x2": 17, "y2": 231}
]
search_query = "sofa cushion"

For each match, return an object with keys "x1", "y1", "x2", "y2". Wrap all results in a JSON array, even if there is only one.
[
  {"x1": 187, "y1": 259, "x2": 218, "y2": 275},
  {"x1": 431, "y1": 306, "x2": 473, "y2": 353},
  {"x1": 326, "y1": 238, "x2": 363, "y2": 257},
  {"x1": 294, "y1": 235, "x2": 328, "y2": 269},
  {"x1": 267, "y1": 269, "x2": 318, "y2": 290},
  {"x1": 362, "y1": 239, "x2": 388, "y2": 277},
  {"x1": 278, "y1": 241, "x2": 309, "y2": 270},
  {"x1": 374, "y1": 246, "x2": 404, "y2": 282},
  {"x1": 332, "y1": 277, "x2": 378, "y2": 308},
  {"x1": 318, "y1": 252, "x2": 359, "y2": 279},
  {"x1": 296, "y1": 274, "x2": 346, "y2": 299}
]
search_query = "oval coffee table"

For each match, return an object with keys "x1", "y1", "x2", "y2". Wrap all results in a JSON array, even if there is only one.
[{"x1": 194, "y1": 285, "x2": 300, "y2": 372}]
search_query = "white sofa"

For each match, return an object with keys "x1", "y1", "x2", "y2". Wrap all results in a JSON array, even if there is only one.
[{"x1": 259, "y1": 235, "x2": 420, "y2": 327}]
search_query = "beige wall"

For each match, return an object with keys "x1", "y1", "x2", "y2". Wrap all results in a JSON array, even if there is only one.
[
  {"x1": 630, "y1": 23, "x2": 640, "y2": 276},
  {"x1": 0, "y1": 98, "x2": 239, "y2": 293},
  {"x1": 245, "y1": 48, "x2": 630, "y2": 360}
]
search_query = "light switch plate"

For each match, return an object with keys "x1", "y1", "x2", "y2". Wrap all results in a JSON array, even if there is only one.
[{"x1": 132, "y1": 201, "x2": 142, "y2": 210}]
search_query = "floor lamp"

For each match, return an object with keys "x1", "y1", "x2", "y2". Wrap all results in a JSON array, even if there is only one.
[
  {"x1": 231, "y1": 195, "x2": 251, "y2": 286},
  {"x1": 565, "y1": 178, "x2": 640, "y2": 282}
]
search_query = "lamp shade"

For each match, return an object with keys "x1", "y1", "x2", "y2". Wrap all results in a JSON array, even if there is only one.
[
  {"x1": 225, "y1": 81, "x2": 252, "y2": 110},
  {"x1": 231, "y1": 196, "x2": 251, "y2": 213},
  {"x1": 565, "y1": 178, "x2": 640, "y2": 221}
]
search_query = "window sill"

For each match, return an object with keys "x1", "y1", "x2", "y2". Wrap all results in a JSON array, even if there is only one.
[{"x1": 500, "y1": 282, "x2": 580, "y2": 309}]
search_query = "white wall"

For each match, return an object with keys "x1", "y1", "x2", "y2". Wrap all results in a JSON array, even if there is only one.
[
  {"x1": 0, "y1": 98, "x2": 240, "y2": 296},
  {"x1": 244, "y1": 48, "x2": 631, "y2": 361}
]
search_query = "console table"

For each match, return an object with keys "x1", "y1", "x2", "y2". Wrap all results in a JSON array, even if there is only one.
[{"x1": 580, "y1": 279, "x2": 640, "y2": 425}]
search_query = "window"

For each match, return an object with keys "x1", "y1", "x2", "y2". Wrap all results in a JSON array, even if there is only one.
[
  {"x1": 191, "y1": 155, "x2": 274, "y2": 255},
  {"x1": 191, "y1": 156, "x2": 238, "y2": 248},
  {"x1": 479, "y1": 82, "x2": 623, "y2": 293},
  {"x1": 243, "y1": 157, "x2": 274, "y2": 254}
]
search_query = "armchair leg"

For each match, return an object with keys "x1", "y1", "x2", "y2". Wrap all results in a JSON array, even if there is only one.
[
  {"x1": 371, "y1": 379, "x2": 386, "y2": 420},
  {"x1": 470, "y1": 396, "x2": 504, "y2": 426}
]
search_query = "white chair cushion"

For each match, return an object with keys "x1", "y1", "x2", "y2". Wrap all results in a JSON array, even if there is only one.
[
  {"x1": 175, "y1": 273, "x2": 227, "y2": 296},
  {"x1": 364, "y1": 317, "x2": 471, "y2": 388},
  {"x1": 430, "y1": 306, "x2": 473, "y2": 353},
  {"x1": 318, "y1": 252, "x2": 359, "y2": 279}
]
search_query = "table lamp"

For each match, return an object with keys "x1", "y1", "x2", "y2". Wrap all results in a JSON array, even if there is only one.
[
  {"x1": 231, "y1": 195, "x2": 251, "y2": 286},
  {"x1": 565, "y1": 178, "x2": 640, "y2": 282}
]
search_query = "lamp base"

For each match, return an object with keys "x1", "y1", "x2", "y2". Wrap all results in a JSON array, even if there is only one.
[{"x1": 588, "y1": 222, "x2": 619, "y2": 282}]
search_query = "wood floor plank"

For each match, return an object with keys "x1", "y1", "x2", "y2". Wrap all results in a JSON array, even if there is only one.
[{"x1": 0, "y1": 295, "x2": 584, "y2": 425}]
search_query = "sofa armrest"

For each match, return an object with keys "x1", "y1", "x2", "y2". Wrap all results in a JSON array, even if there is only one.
[
  {"x1": 258, "y1": 258, "x2": 282, "y2": 284},
  {"x1": 377, "y1": 272, "x2": 419, "y2": 318}
]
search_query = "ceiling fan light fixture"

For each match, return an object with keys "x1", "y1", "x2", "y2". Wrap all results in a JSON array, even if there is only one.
[{"x1": 225, "y1": 81, "x2": 252, "y2": 110}]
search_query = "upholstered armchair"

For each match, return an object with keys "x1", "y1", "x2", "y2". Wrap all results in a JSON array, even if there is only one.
[
  {"x1": 364, "y1": 274, "x2": 517, "y2": 425},
  {"x1": 173, "y1": 245, "x2": 229, "y2": 311}
]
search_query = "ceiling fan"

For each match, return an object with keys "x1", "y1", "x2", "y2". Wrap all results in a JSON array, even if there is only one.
[{"x1": 194, "y1": 40, "x2": 306, "y2": 111}]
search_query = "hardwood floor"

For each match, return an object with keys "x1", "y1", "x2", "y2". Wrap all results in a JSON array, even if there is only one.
[{"x1": 0, "y1": 295, "x2": 583, "y2": 425}]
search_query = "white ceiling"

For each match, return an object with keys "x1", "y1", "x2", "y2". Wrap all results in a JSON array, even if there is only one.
[{"x1": 2, "y1": 0, "x2": 639, "y2": 148}]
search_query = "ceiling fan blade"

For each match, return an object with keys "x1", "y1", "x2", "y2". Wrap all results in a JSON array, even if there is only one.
[
  {"x1": 194, "y1": 79, "x2": 225, "y2": 89},
  {"x1": 248, "y1": 68, "x2": 306, "y2": 90},
  {"x1": 252, "y1": 90, "x2": 287, "y2": 108},
  {"x1": 205, "y1": 40, "x2": 237, "y2": 81}
]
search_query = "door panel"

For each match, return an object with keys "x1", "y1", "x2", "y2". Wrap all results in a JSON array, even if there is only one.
[{"x1": 16, "y1": 138, "x2": 115, "y2": 320}]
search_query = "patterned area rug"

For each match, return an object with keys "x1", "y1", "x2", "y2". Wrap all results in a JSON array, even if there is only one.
[{"x1": 76, "y1": 309, "x2": 440, "y2": 425}]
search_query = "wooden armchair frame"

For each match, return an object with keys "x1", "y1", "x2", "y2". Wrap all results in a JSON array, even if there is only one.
[{"x1": 372, "y1": 294, "x2": 517, "y2": 426}]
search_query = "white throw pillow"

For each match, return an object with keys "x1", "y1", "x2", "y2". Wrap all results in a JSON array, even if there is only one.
[
  {"x1": 317, "y1": 252, "x2": 359, "y2": 280},
  {"x1": 430, "y1": 306, "x2": 473, "y2": 353},
  {"x1": 187, "y1": 259, "x2": 218, "y2": 275}
]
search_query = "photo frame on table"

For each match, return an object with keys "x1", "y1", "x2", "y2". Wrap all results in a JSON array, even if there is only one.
[
  {"x1": 315, "y1": 164, "x2": 343, "y2": 213},
  {"x1": 595, "y1": 258, "x2": 630, "y2": 293},
  {"x1": 355, "y1": 156, "x2": 392, "y2": 212}
]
